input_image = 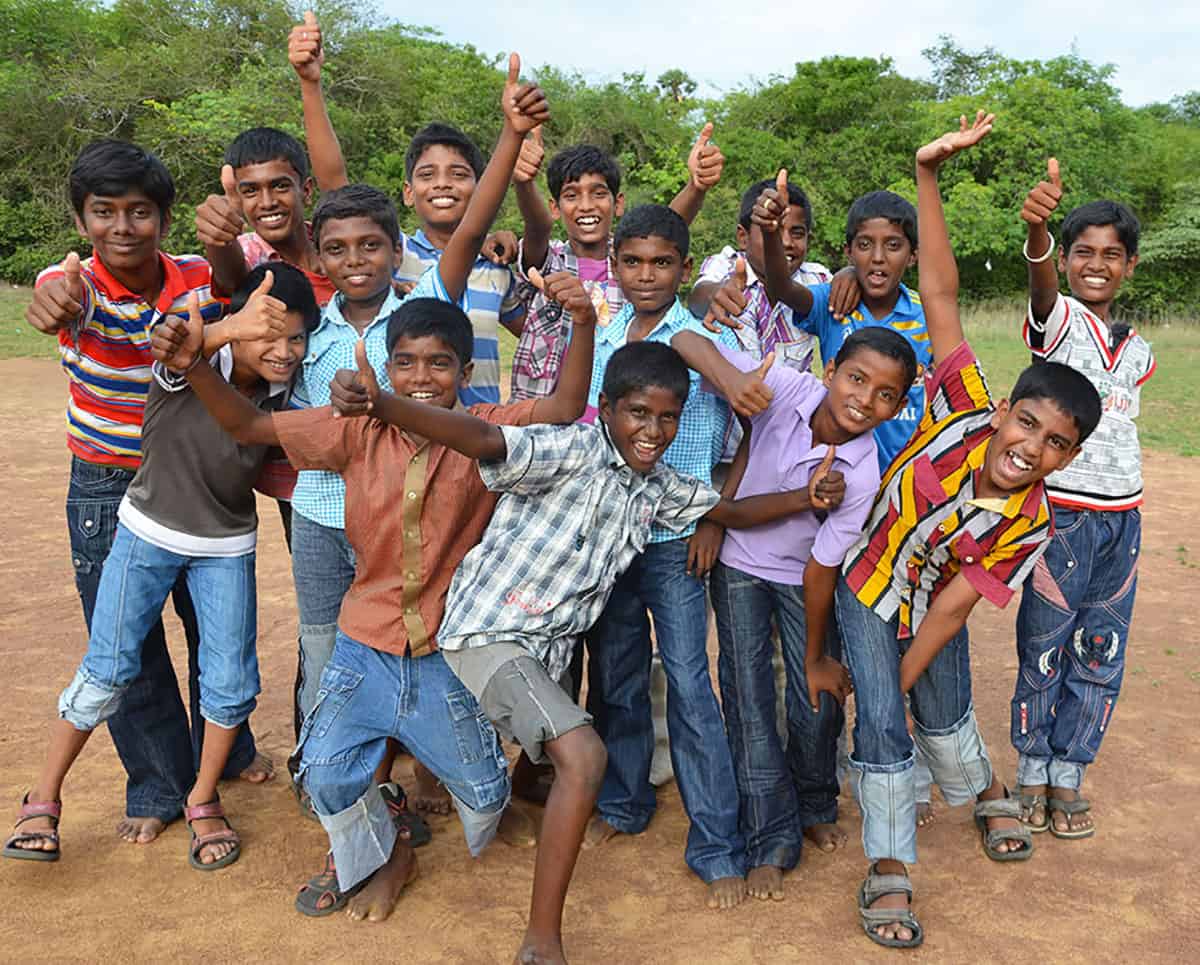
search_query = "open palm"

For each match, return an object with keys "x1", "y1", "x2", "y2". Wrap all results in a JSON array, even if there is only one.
[{"x1": 916, "y1": 110, "x2": 995, "y2": 166}]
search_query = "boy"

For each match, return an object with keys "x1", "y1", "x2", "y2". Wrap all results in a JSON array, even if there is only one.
[
  {"x1": 351, "y1": 334, "x2": 832, "y2": 962},
  {"x1": 1011, "y1": 162, "x2": 1153, "y2": 839},
  {"x1": 578, "y1": 204, "x2": 748, "y2": 910},
  {"x1": 836, "y1": 113, "x2": 1102, "y2": 948},
  {"x1": 5, "y1": 262, "x2": 320, "y2": 867},
  {"x1": 289, "y1": 10, "x2": 524, "y2": 406},
  {"x1": 19, "y1": 140, "x2": 271, "y2": 849},
  {"x1": 671, "y1": 324, "x2": 917, "y2": 901}
]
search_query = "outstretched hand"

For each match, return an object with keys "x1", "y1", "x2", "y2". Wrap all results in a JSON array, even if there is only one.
[
  {"x1": 330, "y1": 338, "x2": 380, "y2": 418},
  {"x1": 702, "y1": 255, "x2": 749, "y2": 332},
  {"x1": 916, "y1": 110, "x2": 995, "y2": 168},
  {"x1": 1021, "y1": 157, "x2": 1064, "y2": 227},
  {"x1": 529, "y1": 268, "x2": 597, "y2": 327},
  {"x1": 687, "y1": 122, "x2": 725, "y2": 192},
  {"x1": 289, "y1": 11, "x2": 324, "y2": 82},
  {"x1": 502, "y1": 54, "x2": 550, "y2": 134},
  {"x1": 151, "y1": 291, "x2": 205, "y2": 373}
]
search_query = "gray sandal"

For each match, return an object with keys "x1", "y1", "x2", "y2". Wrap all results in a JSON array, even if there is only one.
[
  {"x1": 1048, "y1": 795, "x2": 1095, "y2": 839},
  {"x1": 1018, "y1": 788, "x2": 1049, "y2": 833},
  {"x1": 858, "y1": 863, "x2": 924, "y2": 949},
  {"x1": 974, "y1": 789, "x2": 1034, "y2": 861}
]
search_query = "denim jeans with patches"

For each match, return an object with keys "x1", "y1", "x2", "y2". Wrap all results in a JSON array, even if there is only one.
[{"x1": 1012, "y1": 506, "x2": 1140, "y2": 791}]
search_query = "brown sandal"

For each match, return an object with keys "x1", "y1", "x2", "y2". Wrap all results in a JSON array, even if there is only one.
[
  {"x1": 185, "y1": 797, "x2": 241, "y2": 871},
  {"x1": 3, "y1": 794, "x2": 62, "y2": 862}
]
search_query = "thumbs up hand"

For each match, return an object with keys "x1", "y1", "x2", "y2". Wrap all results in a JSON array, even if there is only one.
[
  {"x1": 808, "y1": 446, "x2": 846, "y2": 510},
  {"x1": 195, "y1": 164, "x2": 245, "y2": 248},
  {"x1": 751, "y1": 169, "x2": 789, "y2": 234},
  {"x1": 702, "y1": 255, "x2": 750, "y2": 333},
  {"x1": 289, "y1": 10, "x2": 324, "y2": 83},
  {"x1": 1021, "y1": 157, "x2": 1065, "y2": 227},
  {"x1": 152, "y1": 291, "x2": 206, "y2": 373},
  {"x1": 513, "y1": 126, "x2": 545, "y2": 183},
  {"x1": 687, "y1": 122, "x2": 724, "y2": 192},
  {"x1": 330, "y1": 338, "x2": 379, "y2": 418},
  {"x1": 225, "y1": 270, "x2": 288, "y2": 343},
  {"x1": 530, "y1": 268, "x2": 598, "y2": 328},
  {"x1": 502, "y1": 53, "x2": 550, "y2": 134},
  {"x1": 25, "y1": 251, "x2": 85, "y2": 334},
  {"x1": 726, "y1": 350, "x2": 775, "y2": 418}
]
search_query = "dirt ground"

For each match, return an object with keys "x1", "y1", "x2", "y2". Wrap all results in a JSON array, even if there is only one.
[{"x1": 1, "y1": 356, "x2": 1197, "y2": 965}]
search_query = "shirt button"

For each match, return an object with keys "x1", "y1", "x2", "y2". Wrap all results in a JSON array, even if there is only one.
[
  {"x1": 405, "y1": 607, "x2": 414, "y2": 614},
  {"x1": 937, "y1": 523, "x2": 946, "y2": 532},
  {"x1": 407, "y1": 530, "x2": 417, "y2": 539},
  {"x1": 1066, "y1": 560, "x2": 1074, "y2": 568},
  {"x1": 407, "y1": 571, "x2": 416, "y2": 580},
  {"x1": 407, "y1": 492, "x2": 417, "y2": 500},
  {"x1": 964, "y1": 555, "x2": 975, "y2": 564},
  {"x1": 84, "y1": 518, "x2": 93, "y2": 527}
]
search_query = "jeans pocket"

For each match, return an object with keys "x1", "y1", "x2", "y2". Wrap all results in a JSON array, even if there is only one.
[
  {"x1": 310, "y1": 664, "x2": 365, "y2": 743},
  {"x1": 69, "y1": 459, "x2": 133, "y2": 495},
  {"x1": 66, "y1": 499, "x2": 120, "y2": 578},
  {"x1": 446, "y1": 689, "x2": 495, "y2": 766}
]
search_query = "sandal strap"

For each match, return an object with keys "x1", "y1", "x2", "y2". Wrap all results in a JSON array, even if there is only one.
[
  {"x1": 861, "y1": 906, "x2": 920, "y2": 927},
  {"x1": 1048, "y1": 796, "x2": 1091, "y2": 815},
  {"x1": 18, "y1": 795, "x2": 62, "y2": 821},
  {"x1": 184, "y1": 800, "x2": 227, "y2": 823},
  {"x1": 984, "y1": 825, "x2": 1032, "y2": 848},
  {"x1": 974, "y1": 796, "x2": 1022, "y2": 821},
  {"x1": 191, "y1": 829, "x2": 239, "y2": 852},
  {"x1": 862, "y1": 864, "x2": 913, "y2": 906}
]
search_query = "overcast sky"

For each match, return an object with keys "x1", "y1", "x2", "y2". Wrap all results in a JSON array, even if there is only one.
[{"x1": 376, "y1": 1, "x2": 1196, "y2": 107}]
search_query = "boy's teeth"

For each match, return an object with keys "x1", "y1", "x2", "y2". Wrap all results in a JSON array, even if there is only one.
[
  {"x1": 1009, "y1": 451, "x2": 1032, "y2": 471},
  {"x1": 430, "y1": 197, "x2": 456, "y2": 208},
  {"x1": 409, "y1": 392, "x2": 435, "y2": 399},
  {"x1": 577, "y1": 216, "x2": 600, "y2": 226}
]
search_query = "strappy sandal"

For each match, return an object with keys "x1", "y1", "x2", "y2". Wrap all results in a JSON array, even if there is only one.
[
  {"x1": 858, "y1": 863, "x2": 924, "y2": 949},
  {"x1": 1018, "y1": 788, "x2": 1049, "y2": 833},
  {"x1": 974, "y1": 788, "x2": 1034, "y2": 861},
  {"x1": 1048, "y1": 795, "x2": 1095, "y2": 840},
  {"x1": 379, "y1": 782, "x2": 432, "y2": 848},
  {"x1": 185, "y1": 797, "x2": 241, "y2": 871},
  {"x1": 295, "y1": 851, "x2": 365, "y2": 917},
  {"x1": 2, "y1": 794, "x2": 62, "y2": 862}
]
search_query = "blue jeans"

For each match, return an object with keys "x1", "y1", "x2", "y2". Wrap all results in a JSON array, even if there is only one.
[
  {"x1": 588, "y1": 539, "x2": 745, "y2": 883},
  {"x1": 710, "y1": 563, "x2": 842, "y2": 871},
  {"x1": 835, "y1": 578, "x2": 993, "y2": 864},
  {"x1": 60, "y1": 524, "x2": 260, "y2": 731},
  {"x1": 1013, "y1": 507, "x2": 1140, "y2": 791},
  {"x1": 296, "y1": 633, "x2": 510, "y2": 891},
  {"x1": 291, "y1": 511, "x2": 356, "y2": 723},
  {"x1": 65, "y1": 457, "x2": 256, "y2": 820}
]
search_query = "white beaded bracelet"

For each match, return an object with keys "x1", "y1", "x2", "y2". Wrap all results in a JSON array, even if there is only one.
[{"x1": 1022, "y1": 234, "x2": 1056, "y2": 264}]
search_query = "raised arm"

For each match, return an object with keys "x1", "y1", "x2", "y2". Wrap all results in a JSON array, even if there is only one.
[
  {"x1": 670, "y1": 329, "x2": 774, "y2": 418},
  {"x1": 437, "y1": 54, "x2": 549, "y2": 304},
  {"x1": 669, "y1": 122, "x2": 724, "y2": 225},
  {"x1": 289, "y1": 12, "x2": 349, "y2": 191},
  {"x1": 527, "y1": 270, "x2": 596, "y2": 424},
  {"x1": 1019, "y1": 158, "x2": 1065, "y2": 324},
  {"x1": 513, "y1": 126, "x2": 555, "y2": 273},
  {"x1": 914, "y1": 110, "x2": 994, "y2": 365},
  {"x1": 195, "y1": 165, "x2": 251, "y2": 297},
  {"x1": 754, "y1": 170, "x2": 814, "y2": 317}
]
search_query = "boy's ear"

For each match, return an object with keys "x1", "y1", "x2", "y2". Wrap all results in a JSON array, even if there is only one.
[
  {"x1": 905, "y1": 246, "x2": 917, "y2": 269},
  {"x1": 458, "y1": 360, "x2": 475, "y2": 389},
  {"x1": 614, "y1": 192, "x2": 626, "y2": 218},
  {"x1": 1124, "y1": 253, "x2": 1139, "y2": 279},
  {"x1": 301, "y1": 177, "x2": 315, "y2": 206},
  {"x1": 549, "y1": 197, "x2": 561, "y2": 220},
  {"x1": 680, "y1": 255, "x2": 693, "y2": 285},
  {"x1": 73, "y1": 212, "x2": 88, "y2": 238},
  {"x1": 735, "y1": 224, "x2": 750, "y2": 251},
  {"x1": 1057, "y1": 247, "x2": 1068, "y2": 274},
  {"x1": 598, "y1": 390, "x2": 612, "y2": 424},
  {"x1": 822, "y1": 357, "x2": 836, "y2": 387},
  {"x1": 989, "y1": 397, "x2": 1010, "y2": 431},
  {"x1": 402, "y1": 182, "x2": 416, "y2": 209}
]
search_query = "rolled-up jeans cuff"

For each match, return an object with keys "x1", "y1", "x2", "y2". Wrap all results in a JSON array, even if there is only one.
[
  {"x1": 298, "y1": 623, "x2": 337, "y2": 721},
  {"x1": 1016, "y1": 753, "x2": 1051, "y2": 788},
  {"x1": 200, "y1": 697, "x2": 257, "y2": 731},
  {"x1": 319, "y1": 781, "x2": 398, "y2": 892},
  {"x1": 448, "y1": 787, "x2": 507, "y2": 857},
  {"x1": 58, "y1": 668, "x2": 124, "y2": 731},
  {"x1": 850, "y1": 755, "x2": 917, "y2": 865},
  {"x1": 912, "y1": 706, "x2": 993, "y2": 807},
  {"x1": 1048, "y1": 759, "x2": 1086, "y2": 791}
]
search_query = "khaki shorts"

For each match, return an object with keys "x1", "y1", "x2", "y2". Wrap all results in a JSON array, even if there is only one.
[{"x1": 443, "y1": 643, "x2": 592, "y2": 765}]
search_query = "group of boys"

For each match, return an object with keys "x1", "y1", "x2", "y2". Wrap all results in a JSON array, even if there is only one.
[{"x1": 6, "y1": 10, "x2": 1152, "y2": 960}]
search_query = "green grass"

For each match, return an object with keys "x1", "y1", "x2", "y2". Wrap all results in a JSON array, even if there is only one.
[{"x1": 3, "y1": 285, "x2": 1196, "y2": 457}]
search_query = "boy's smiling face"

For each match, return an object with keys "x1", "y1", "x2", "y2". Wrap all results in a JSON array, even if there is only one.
[
  {"x1": 316, "y1": 216, "x2": 396, "y2": 304},
  {"x1": 599, "y1": 385, "x2": 684, "y2": 475},
  {"x1": 980, "y1": 397, "x2": 1082, "y2": 496},
  {"x1": 612, "y1": 236, "x2": 692, "y2": 318},
  {"x1": 402, "y1": 144, "x2": 477, "y2": 234},
  {"x1": 231, "y1": 308, "x2": 308, "y2": 386},
  {"x1": 1059, "y1": 224, "x2": 1137, "y2": 311},
  {"x1": 385, "y1": 334, "x2": 472, "y2": 410},
  {"x1": 737, "y1": 204, "x2": 811, "y2": 279},
  {"x1": 230, "y1": 159, "x2": 312, "y2": 246},
  {"x1": 552, "y1": 173, "x2": 624, "y2": 251},
  {"x1": 844, "y1": 217, "x2": 915, "y2": 305},
  {"x1": 75, "y1": 189, "x2": 168, "y2": 274},
  {"x1": 821, "y1": 347, "x2": 909, "y2": 437}
]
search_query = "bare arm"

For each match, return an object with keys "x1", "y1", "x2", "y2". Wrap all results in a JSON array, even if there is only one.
[
  {"x1": 686, "y1": 280, "x2": 720, "y2": 319},
  {"x1": 372, "y1": 392, "x2": 507, "y2": 460},
  {"x1": 898, "y1": 572, "x2": 980, "y2": 694},
  {"x1": 1020, "y1": 158, "x2": 1065, "y2": 324},
  {"x1": 527, "y1": 272, "x2": 596, "y2": 424},
  {"x1": 512, "y1": 127, "x2": 554, "y2": 272},
  {"x1": 755, "y1": 172, "x2": 814, "y2": 316},
  {"x1": 289, "y1": 14, "x2": 350, "y2": 191},
  {"x1": 671, "y1": 329, "x2": 774, "y2": 418},
  {"x1": 704, "y1": 487, "x2": 816, "y2": 529},
  {"x1": 802, "y1": 560, "x2": 852, "y2": 709},
  {"x1": 186, "y1": 356, "x2": 281, "y2": 447}
]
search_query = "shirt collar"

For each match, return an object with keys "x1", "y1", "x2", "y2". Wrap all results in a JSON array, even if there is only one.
[
  {"x1": 847, "y1": 283, "x2": 921, "y2": 324},
  {"x1": 795, "y1": 384, "x2": 877, "y2": 471},
  {"x1": 313, "y1": 286, "x2": 403, "y2": 340},
  {"x1": 969, "y1": 434, "x2": 1044, "y2": 520},
  {"x1": 89, "y1": 251, "x2": 190, "y2": 314},
  {"x1": 598, "y1": 298, "x2": 690, "y2": 347}
]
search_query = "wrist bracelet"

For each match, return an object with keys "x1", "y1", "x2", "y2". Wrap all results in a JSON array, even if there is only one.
[{"x1": 1022, "y1": 234, "x2": 1056, "y2": 264}]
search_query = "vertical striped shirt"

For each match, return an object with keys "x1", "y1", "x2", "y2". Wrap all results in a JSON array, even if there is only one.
[
  {"x1": 843, "y1": 340, "x2": 1053, "y2": 638},
  {"x1": 37, "y1": 252, "x2": 222, "y2": 468}
]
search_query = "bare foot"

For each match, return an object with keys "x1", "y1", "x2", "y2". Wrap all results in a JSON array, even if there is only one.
[
  {"x1": 513, "y1": 932, "x2": 566, "y2": 965},
  {"x1": 411, "y1": 760, "x2": 452, "y2": 815},
  {"x1": 581, "y1": 814, "x2": 623, "y2": 850},
  {"x1": 346, "y1": 840, "x2": 418, "y2": 922},
  {"x1": 1049, "y1": 786, "x2": 1094, "y2": 836},
  {"x1": 746, "y1": 865, "x2": 784, "y2": 901},
  {"x1": 499, "y1": 803, "x2": 538, "y2": 848},
  {"x1": 804, "y1": 822, "x2": 847, "y2": 853},
  {"x1": 916, "y1": 802, "x2": 936, "y2": 828},
  {"x1": 867, "y1": 859, "x2": 914, "y2": 943},
  {"x1": 706, "y1": 875, "x2": 747, "y2": 910},
  {"x1": 238, "y1": 752, "x2": 275, "y2": 784},
  {"x1": 117, "y1": 815, "x2": 166, "y2": 844}
]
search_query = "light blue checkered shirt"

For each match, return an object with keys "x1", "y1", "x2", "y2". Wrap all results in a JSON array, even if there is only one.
[
  {"x1": 584, "y1": 299, "x2": 734, "y2": 542},
  {"x1": 290, "y1": 267, "x2": 458, "y2": 529}
]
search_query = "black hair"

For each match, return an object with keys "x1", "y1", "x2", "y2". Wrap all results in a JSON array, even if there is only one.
[
  {"x1": 311, "y1": 184, "x2": 400, "y2": 245},
  {"x1": 1010, "y1": 361, "x2": 1102, "y2": 444},
  {"x1": 1061, "y1": 200, "x2": 1140, "y2": 257},
  {"x1": 601, "y1": 341, "x2": 690, "y2": 407},
  {"x1": 224, "y1": 127, "x2": 309, "y2": 181},
  {"x1": 738, "y1": 178, "x2": 813, "y2": 231},
  {"x1": 834, "y1": 327, "x2": 918, "y2": 390},
  {"x1": 404, "y1": 123, "x2": 485, "y2": 181},
  {"x1": 68, "y1": 139, "x2": 175, "y2": 223},
  {"x1": 613, "y1": 204, "x2": 690, "y2": 258},
  {"x1": 384, "y1": 297, "x2": 473, "y2": 365},
  {"x1": 845, "y1": 190, "x2": 918, "y2": 249},
  {"x1": 230, "y1": 261, "x2": 320, "y2": 333},
  {"x1": 546, "y1": 145, "x2": 622, "y2": 200}
]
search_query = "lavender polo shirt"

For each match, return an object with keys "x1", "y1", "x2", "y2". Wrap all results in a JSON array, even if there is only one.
[{"x1": 709, "y1": 345, "x2": 882, "y2": 585}]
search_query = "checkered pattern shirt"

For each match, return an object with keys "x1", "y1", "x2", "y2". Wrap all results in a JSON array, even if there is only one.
[
  {"x1": 1023, "y1": 292, "x2": 1155, "y2": 511},
  {"x1": 842, "y1": 340, "x2": 1053, "y2": 638},
  {"x1": 437, "y1": 421, "x2": 721, "y2": 679},
  {"x1": 583, "y1": 298, "x2": 735, "y2": 542},
  {"x1": 509, "y1": 238, "x2": 627, "y2": 400},
  {"x1": 290, "y1": 266, "x2": 456, "y2": 529},
  {"x1": 697, "y1": 245, "x2": 831, "y2": 369}
]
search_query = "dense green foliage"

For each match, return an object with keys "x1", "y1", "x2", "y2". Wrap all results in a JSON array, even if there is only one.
[{"x1": 2, "y1": 0, "x2": 1198, "y2": 316}]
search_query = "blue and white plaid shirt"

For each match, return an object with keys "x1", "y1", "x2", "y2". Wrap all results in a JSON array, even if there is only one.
[
  {"x1": 290, "y1": 266, "x2": 459, "y2": 529},
  {"x1": 583, "y1": 298, "x2": 734, "y2": 542},
  {"x1": 437, "y1": 421, "x2": 720, "y2": 679}
]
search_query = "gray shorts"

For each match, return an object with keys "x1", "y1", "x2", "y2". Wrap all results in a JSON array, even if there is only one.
[{"x1": 443, "y1": 643, "x2": 592, "y2": 765}]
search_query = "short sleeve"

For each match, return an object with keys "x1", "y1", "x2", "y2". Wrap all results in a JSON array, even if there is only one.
[
  {"x1": 697, "y1": 251, "x2": 735, "y2": 286},
  {"x1": 796, "y1": 282, "x2": 832, "y2": 336},
  {"x1": 478, "y1": 423, "x2": 592, "y2": 495},
  {"x1": 1136, "y1": 342, "x2": 1157, "y2": 386},
  {"x1": 956, "y1": 527, "x2": 1049, "y2": 610},
  {"x1": 498, "y1": 267, "x2": 524, "y2": 320},
  {"x1": 921, "y1": 339, "x2": 993, "y2": 428},
  {"x1": 810, "y1": 462, "x2": 882, "y2": 569},
  {"x1": 653, "y1": 472, "x2": 721, "y2": 532},
  {"x1": 1023, "y1": 292, "x2": 1071, "y2": 358},
  {"x1": 407, "y1": 264, "x2": 469, "y2": 312},
  {"x1": 272, "y1": 406, "x2": 360, "y2": 473}
]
